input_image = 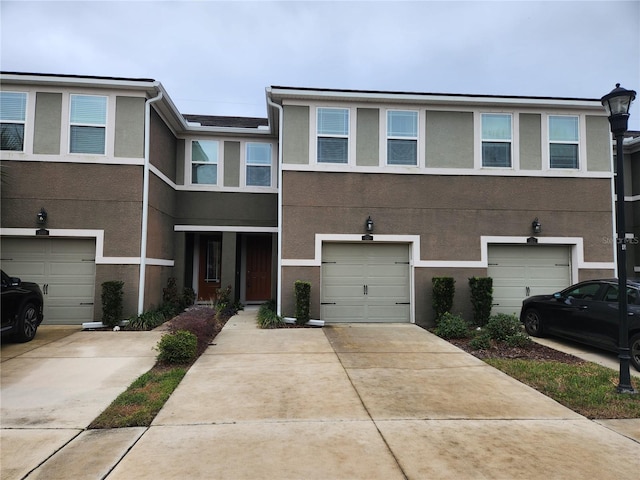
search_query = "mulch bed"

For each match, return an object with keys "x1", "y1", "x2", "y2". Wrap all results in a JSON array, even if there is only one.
[{"x1": 447, "y1": 337, "x2": 586, "y2": 364}]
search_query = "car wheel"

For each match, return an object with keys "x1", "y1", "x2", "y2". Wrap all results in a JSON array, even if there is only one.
[
  {"x1": 15, "y1": 302, "x2": 39, "y2": 343},
  {"x1": 523, "y1": 308, "x2": 544, "y2": 337},
  {"x1": 630, "y1": 334, "x2": 640, "y2": 372}
]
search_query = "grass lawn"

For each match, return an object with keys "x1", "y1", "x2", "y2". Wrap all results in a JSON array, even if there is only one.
[{"x1": 485, "y1": 358, "x2": 640, "y2": 419}]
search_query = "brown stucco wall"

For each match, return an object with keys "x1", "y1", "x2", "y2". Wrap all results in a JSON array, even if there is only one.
[
  {"x1": 149, "y1": 108, "x2": 178, "y2": 182},
  {"x1": 175, "y1": 191, "x2": 277, "y2": 227},
  {"x1": 147, "y1": 174, "x2": 176, "y2": 260}
]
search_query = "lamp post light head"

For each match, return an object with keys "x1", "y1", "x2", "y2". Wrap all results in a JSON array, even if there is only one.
[
  {"x1": 532, "y1": 218, "x2": 541, "y2": 235},
  {"x1": 36, "y1": 208, "x2": 47, "y2": 225},
  {"x1": 601, "y1": 83, "x2": 636, "y2": 135},
  {"x1": 365, "y1": 216, "x2": 374, "y2": 233}
]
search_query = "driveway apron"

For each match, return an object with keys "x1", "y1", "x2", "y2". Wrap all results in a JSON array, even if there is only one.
[{"x1": 105, "y1": 312, "x2": 640, "y2": 480}]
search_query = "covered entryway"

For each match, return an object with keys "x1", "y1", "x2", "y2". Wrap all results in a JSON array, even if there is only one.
[
  {"x1": 488, "y1": 244, "x2": 571, "y2": 316},
  {"x1": 0, "y1": 237, "x2": 96, "y2": 324},
  {"x1": 244, "y1": 234, "x2": 272, "y2": 302},
  {"x1": 321, "y1": 243, "x2": 411, "y2": 323}
]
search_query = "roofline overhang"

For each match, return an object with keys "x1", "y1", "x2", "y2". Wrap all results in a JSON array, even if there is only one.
[{"x1": 267, "y1": 85, "x2": 606, "y2": 111}]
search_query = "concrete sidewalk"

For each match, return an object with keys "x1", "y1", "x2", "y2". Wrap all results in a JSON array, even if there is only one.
[{"x1": 4, "y1": 312, "x2": 639, "y2": 479}]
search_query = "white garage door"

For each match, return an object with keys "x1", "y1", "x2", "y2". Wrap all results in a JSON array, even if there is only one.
[
  {"x1": 321, "y1": 243, "x2": 410, "y2": 323},
  {"x1": 0, "y1": 237, "x2": 96, "y2": 324},
  {"x1": 488, "y1": 245, "x2": 571, "y2": 316}
]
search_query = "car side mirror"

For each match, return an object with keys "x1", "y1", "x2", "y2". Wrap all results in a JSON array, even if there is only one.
[{"x1": 553, "y1": 292, "x2": 563, "y2": 300}]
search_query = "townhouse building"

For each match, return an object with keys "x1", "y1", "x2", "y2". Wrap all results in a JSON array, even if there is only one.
[{"x1": 1, "y1": 72, "x2": 627, "y2": 327}]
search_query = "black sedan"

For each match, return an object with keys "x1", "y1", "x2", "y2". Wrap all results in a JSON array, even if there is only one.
[
  {"x1": 1, "y1": 270, "x2": 44, "y2": 342},
  {"x1": 520, "y1": 279, "x2": 640, "y2": 371}
]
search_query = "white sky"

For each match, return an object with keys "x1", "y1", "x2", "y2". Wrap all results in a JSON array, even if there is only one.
[{"x1": 1, "y1": 0, "x2": 639, "y2": 129}]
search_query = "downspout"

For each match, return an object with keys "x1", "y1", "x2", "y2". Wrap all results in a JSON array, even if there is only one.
[
  {"x1": 138, "y1": 88, "x2": 163, "y2": 314},
  {"x1": 266, "y1": 91, "x2": 284, "y2": 316}
]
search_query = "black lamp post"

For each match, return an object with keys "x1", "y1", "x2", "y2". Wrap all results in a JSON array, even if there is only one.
[{"x1": 601, "y1": 83, "x2": 637, "y2": 394}]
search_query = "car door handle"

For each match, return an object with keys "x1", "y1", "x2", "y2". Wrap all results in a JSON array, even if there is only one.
[{"x1": 579, "y1": 305, "x2": 588, "y2": 309}]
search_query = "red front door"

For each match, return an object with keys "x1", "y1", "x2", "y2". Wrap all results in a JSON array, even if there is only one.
[
  {"x1": 198, "y1": 235, "x2": 222, "y2": 302},
  {"x1": 245, "y1": 235, "x2": 272, "y2": 302}
]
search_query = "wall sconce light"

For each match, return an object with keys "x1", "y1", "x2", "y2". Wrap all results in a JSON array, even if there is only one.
[
  {"x1": 366, "y1": 216, "x2": 374, "y2": 233},
  {"x1": 37, "y1": 208, "x2": 48, "y2": 225},
  {"x1": 531, "y1": 218, "x2": 541, "y2": 235}
]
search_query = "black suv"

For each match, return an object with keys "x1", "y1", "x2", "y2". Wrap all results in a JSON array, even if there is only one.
[{"x1": 1, "y1": 270, "x2": 44, "y2": 342}]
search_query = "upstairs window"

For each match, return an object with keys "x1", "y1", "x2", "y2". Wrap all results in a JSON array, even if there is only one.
[
  {"x1": 549, "y1": 115, "x2": 579, "y2": 169},
  {"x1": 246, "y1": 143, "x2": 272, "y2": 187},
  {"x1": 70, "y1": 95, "x2": 107, "y2": 154},
  {"x1": 1, "y1": 91, "x2": 27, "y2": 151},
  {"x1": 387, "y1": 110, "x2": 418, "y2": 165},
  {"x1": 192, "y1": 140, "x2": 219, "y2": 184},
  {"x1": 482, "y1": 113, "x2": 512, "y2": 167},
  {"x1": 317, "y1": 107, "x2": 349, "y2": 163}
]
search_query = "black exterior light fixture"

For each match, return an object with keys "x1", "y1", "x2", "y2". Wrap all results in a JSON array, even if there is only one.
[
  {"x1": 531, "y1": 218, "x2": 541, "y2": 235},
  {"x1": 601, "y1": 83, "x2": 637, "y2": 394},
  {"x1": 36, "y1": 207, "x2": 47, "y2": 225},
  {"x1": 362, "y1": 216, "x2": 374, "y2": 241}
]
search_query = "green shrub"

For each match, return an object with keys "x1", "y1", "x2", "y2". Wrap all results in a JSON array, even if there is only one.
[
  {"x1": 156, "y1": 330, "x2": 198, "y2": 365},
  {"x1": 469, "y1": 277, "x2": 493, "y2": 327},
  {"x1": 168, "y1": 307, "x2": 219, "y2": 356},
  {"x1": 213, "y1": 285, "x2": 242, "y2": 321},
  {"x1": 128, "y1": 309, "x2": 168, "y2": 331},
  {"x1": 433, "y1": 312, "x2": 470, "y2": 339},
  {"x1": 504, "y1": 332, "x2": 533, "y2": 348},
  {"x1": 101, "y1": 280, "x2": 124, "y2": 328},
  {"x1": 294, "y1": 280, "x2": 311, "y2": 326},
  {"x1": 469, "y1": 331, "x2": 492, "y2": 350},
  {"x1": 257, "y1": 300, "x2": 285, "y2": 329},
  {"x1": 432, "y1": 277, "x2": 455, "y2": 322},
  {"x1": 161, "y1": 278, "x2": 196, "y2": 317},
  {"x1": 486, "y1": 313, "x2": 522, "y2": 342}
]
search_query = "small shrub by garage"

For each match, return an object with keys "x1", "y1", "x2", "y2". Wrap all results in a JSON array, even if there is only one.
[
  {"x1": 433, "y1": 312, "x2": 470, "y2": 339},
  {"x1": 432, "y1": 277, "x2": 455, "y2": 322},
  {"x1": 257, "y1": 300, "x2": 284, "y2": 329},
  {"x1": 294, "y1": 280, "x2": 311, "y2": 326},
  {"x1": 101, "y1": 280, "x2": 124, "y2": 328},
  {"x1": 469, "y1": 277, "x2": 493, "y2": 327},
  {"x1": 156, "y1": 330, "x2": 198, "y2": 365}
]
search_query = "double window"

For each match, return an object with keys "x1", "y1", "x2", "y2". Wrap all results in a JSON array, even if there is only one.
[
  {"x1": 246, "y1": 143, "x2": 272, "y2": 187},
  {"x1": 70, "y1": 95, "x2": 107, "y2": 154},
  {"x1": 0, "y1": 91, "x2": 27, "y2": 151},
  {"x1": 192, "y1": 140, "x2": 219, "y2": 184},
  {"x1": 317, "y1": 108, "x2": 349, "y2": 163},
  {"x1": 481, "y1": 114, "x2": 512, "y2": 167},
  {"x1": 549, "y1": 115, "x2": 579, "y2": 169},
  {"x1": 387, "y1": 110, "x2": 418, "y2": 165}
]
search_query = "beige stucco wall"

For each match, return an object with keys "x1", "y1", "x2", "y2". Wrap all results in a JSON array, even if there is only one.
[
  {"x1": 356, "y1": 108, "x2": 379, "y2": 166},
  {"x1": 33, "y1": 92, "x2": 62, "y2": 155},
  {"x1": 115, "y1": 96, "x2": 145, "y2": 158},
  {"x1": 425, "y1": 110, "x2": 474, "y2": 168},
  {"x1": 224, "y1": 141, "x2": 241, "y2": 187},
  {"x1": 519, "y1": 113, "x2": 542, "y2": 170},
  {"x1": 283, "y1": 105, "x2": 310, "y2": 165}
]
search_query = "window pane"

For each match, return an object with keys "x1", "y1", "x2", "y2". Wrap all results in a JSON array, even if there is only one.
[
  {"x1": 71, "y1": 95, "x2": 106, "y2": 125},
  {"x1": 318, "y1": 137, "x2": 348, "y2": 163},
  {"x1": 0, "y1": 92, "x2": 27, "y2": 121},
  {"x1": 192, "y1": 140, "x2": 218, "y2": 163},
  {"x1": 482, "y1": 114, "x2": 511, "y2": 140},
  {"x1": 388, "y1": 111, "x2": 417, "y2": 137},
  {"x1": 192, "y1": 164, "x2": 217, "y2": 184},
  {"x1": 550, "y1": 144, "x2": 578, "y2": 168},
  {"x1": 247, "y1": 165, "x2": 271, "y2": 186},
  {"x1": 317, "y1": 108, "x2": 348, "y2": 135},
  {"x1": 482, "y1": 142, "x2": 512, "y2": 167},
  {"x1": 206, "y1": 239, "x2": 222, "y2": 281},
  {"x1": 388, "y1": 139, "x2": 417, "y2": 165},
  {"x1": 247, "y1": 143, "x2": 271, "y2": 165},
  {"x1": 1, "y1": 123, "x2": 24, "y2": 151},
  {"x1": 70, "y1": 125, "x2": 105, "y2": 154},
  {"x1": 550, "y1": 116, "x2": 578, "y2": 141}
]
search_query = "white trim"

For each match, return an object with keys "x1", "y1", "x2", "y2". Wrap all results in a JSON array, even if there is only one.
[
  {"x1": 174, "y1": 225, "x2": 278, "y2": 233},
  {"x1": 0, "y1": 228, "x2": 174, "y2": 266},
  {"x1": 312, "y1": 106, "x2": 353, "y2": 166},
  {"x1": 384, "y1": 108, "x2": 421, "y2": 167},
  {"x1": 188, "y1": 138, "x2": 221, "y2": 187}
]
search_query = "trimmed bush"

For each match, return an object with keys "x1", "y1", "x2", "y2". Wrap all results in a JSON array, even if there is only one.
[
  {"x1": 469, "y1": 331, "x2": 492, "y2": 350},
  {"x1": 257, "y1": 300, "x2": 285, "y2": 329},
  {"x1": 213, "y1": 285, "x2": 242, "y2": 321},
  {"x1": 101, "y1": 280, "x2": 124, "y2": 328},
  {"x1": 156, "y1": 330, "x2": 198, "y2": 365},
  {"x1": 127, "y1": 309, "x2": 169, "y2": 331},
  {"x1": 294, "y1": 280, "x2": 311, "y2": 326},
  {"x1": 433, "y1": 312, "x2": 470, "y2": 339},
  {"x1": 486, "y1": 313, "x2": 522, "y2": 342},
  {"x1": 168, "y1": 308, "x2": 219, "y2": 356},
  {"x1": 432, "y1": 277, "x2": 455, "y2": 322},
  {"x1": 469, "y1": 277, "x2": 493, "y2": 327}
]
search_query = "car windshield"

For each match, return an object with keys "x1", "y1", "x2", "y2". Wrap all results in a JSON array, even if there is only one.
[
  {"x1": 601, "y1": 285, "x2": 640, "y2": 304},
  {"x1": 563, "y1": 283, "x2": 601, "y2": 300}
]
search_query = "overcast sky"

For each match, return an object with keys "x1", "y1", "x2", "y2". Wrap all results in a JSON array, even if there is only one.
[{"x1": 2, "y1": 0, "x2": 639, "y2": 129}]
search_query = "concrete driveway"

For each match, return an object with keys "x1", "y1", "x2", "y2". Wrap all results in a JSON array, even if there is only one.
[
  {"x1": 1, "y1": 326, "x2": 163, "y2": 480},
  {"x1": 2, "y1": 313, "x2": 639, "y2": 479}
]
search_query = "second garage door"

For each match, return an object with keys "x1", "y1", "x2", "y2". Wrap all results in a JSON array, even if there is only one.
[
  {"x1": 321, "y1": 243, "x2": 410, "y2": 323},
  {"x1": 488, "y1": 245, "x2": 571, "y2": 316}
]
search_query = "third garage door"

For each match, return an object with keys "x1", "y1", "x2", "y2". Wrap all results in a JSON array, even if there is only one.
[
  {"x1": 488, "y1": 245, "x2": 571, "y2": 316},
  {"x1": 321, "y1": 243, "x2": 410, "y2": 323}
]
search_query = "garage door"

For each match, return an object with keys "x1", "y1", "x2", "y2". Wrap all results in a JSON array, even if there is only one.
[
  {"x1": 0, "y1": 237, "x2": 96, "y2": 324},
  {"x1": 488, "y1": 245, "x2": 571, "y2": 316},
  {"x1": 321, "y1": 243, "x2": 410, "y2": 323}
]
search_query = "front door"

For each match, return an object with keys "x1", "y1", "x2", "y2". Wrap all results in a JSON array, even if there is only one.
[
  {"x1": 198, "y1": 235, "x2": 222, "y2": 302},
  {"x1": 245, "y1": 235, "x2": 272, "y2": 302}
]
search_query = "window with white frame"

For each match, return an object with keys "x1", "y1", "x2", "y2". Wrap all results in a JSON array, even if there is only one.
[
  {"x1": 387, "y1": 110, "x2": 418, "y2": 165},
  {"x1": 191, "y1": 140, "x2": 219, "y2": 184},
  {"x1": 481, "y1": 113, "x2": 512, "y2": 167},
  {"x1": 317, "y1": 107, "x2": 349, "y2": 163},
  {"x1": 246, "y1": 143, "x2": 272, "y2": 187},
  {"x1": 0, "y1": 91, "x2": 27, "y2": 151},
  {"x1": 549, "y1": 115, "x2": 579, "y2": 169},
  {"x1": 70, "y1": 94, "x2": 107, "y2": 154}
]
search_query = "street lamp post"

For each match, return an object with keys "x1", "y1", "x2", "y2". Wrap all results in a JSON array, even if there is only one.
[{"x1": 601, "y1": 83, "x2": 637, "y2": 394}]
